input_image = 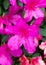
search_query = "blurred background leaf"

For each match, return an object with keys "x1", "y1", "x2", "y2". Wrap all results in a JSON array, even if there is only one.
[
  {"x1": 3, "y1": 0, "x2": 10, "y2": 10},
  {"x1": 40, "y1": 28, "x2": 46, "y2": 37},
  {"x1": 1, "y1": 35, "x2": 9, "y2": 43}
]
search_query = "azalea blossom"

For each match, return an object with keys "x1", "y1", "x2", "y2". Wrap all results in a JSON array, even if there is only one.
[
  {"x1": 19, "y1": 55, "x2": 45, "y2": 65},
  {"x1": 30, "y1": 56, "x2": 45, "y2": 65},
  {"x1": 0, "y1": 44, "x2": 22, "y2": 65},
  {"x1": 20, "y1": 0, "x2": 46, "y2": 21},
  {"x1": 0, "y1": 44, "x2": 12, "y2": 65},
  {"x1": 8, "y1": 20, "x2": 39, "y2": 54},
  {"x1": 1, "y1": 6, "x2": 21, "y2": 26},
  {"x1": 0, "y1": 15, "x2": 23, "y2": 34},
  {"x1": 39, "y1": 41, "x2": 46, "y2": 58},
  {"x1": 0, "y1": 6, "x2": 22, "y2": 34},
  {"x1": 19, "y1": 55, "x2": 29, "y2": 65},
  {"x1": 0, "y1": 15, "x2": 43, "y2": 36},
  {"x1": 4, "y1": 15, "x2": 24, "y2": 34}
]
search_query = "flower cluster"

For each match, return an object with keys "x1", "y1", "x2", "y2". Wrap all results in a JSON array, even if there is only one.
[
  {"x1": 19, "y1": 55, "x2": 45, "y2": 65},
  {"x1": 0, "y1": 0, "x2": 46, "y2": 65}
]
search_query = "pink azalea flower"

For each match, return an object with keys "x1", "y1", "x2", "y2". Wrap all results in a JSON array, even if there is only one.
[
  {"x1": 20, "y1": 0, "x2": 46, "y2": 21},
  {"x1": 3, "y1": 15, "x2": 43, "y2": 35},
  {"x1": 8, "y1": 21, "x2": 39, "y2": 54},
  {"x1": 0, "y1": 6, "x2": 22, "y2": 34},
  {"x1": 0, "y1": 44, "x2": 12, "y2": 65},
  {"x1": 8, "y1": 5, "x2": 21, "y2": 16},
  {"x1": 19, "y1": 55, "x2": 45, "y2": 65},
  {"x1": 39, "y1": 41, "x2": 46, "y2": 58},
  {"x1": 0, "y1": 44, "x2": 22, "y2": 65},
  {"x1": 30, "y1": 56, "x2": 45, "y2": 65},
  {"x1": 19, "y1": 55, "x2": 29, "y2": 65},
  {"x1": 2, "y1": 6, "x2": 21, "y2": 26},
  {"x1": 4, "y1": 15, "x2": 24, "y2": 34}
]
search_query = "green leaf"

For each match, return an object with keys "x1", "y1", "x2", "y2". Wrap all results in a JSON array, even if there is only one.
[
  {"x1": 0, "y1": 7, "x2": 3, "y2": 15},
  {"x1": 3, "y1": 0, "x2": 10, "y2": 10},
  {"x1": 32, "y1": 52, "x2": 40, "y2": 57},
  {"x1": 17, "y1": 1, "x2": 23, "y2": 7},
  {"x1": 40, "y1": 28, "x2": 46, "y2": 37},
  {"x1": 42, "y1": 37, "x2": 46, "y2": 41},
  {"x1": 41, "y1": 8, "x2": 45, "y2": 12},
  {"x1": 1, "y1": 35, "x2": 9, "y2": 43}
]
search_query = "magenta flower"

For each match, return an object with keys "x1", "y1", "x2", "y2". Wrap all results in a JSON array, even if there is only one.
[
  {"x1": 0, "y1": 15, "x2": 23, "y2": 34},
  {"x1": 2, "y1": 6, "x2": 21, "y2": 26},
  {"x1": 0, "y1": 6, "x2": 22, "y2": 34},
  {"x1": 4, "y1": 15, "x2": 24, "y2": 34},
  {"x1": 20, "y1": 0, "x2": 46, "y2": 21},
  {"x1": 8, "y1": 21, "x2": 39, "y2": 54},
  {"x1": 0, "y1": 44, "x2": 12, "y2": 65},
  {"x1": 0, "y1": 44, "x2": 22, "y2": 65}
]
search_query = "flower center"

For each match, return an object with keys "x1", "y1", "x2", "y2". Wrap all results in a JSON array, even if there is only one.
[
  {"x1": 28, "y1": 3, "x2": 35, "y2": 10},
  {"x1": 20, "y1": 28, "x2": 28, "y2": 37},
  {"x1": 25, "y1": 1, "x2": 38, "y2": 10}
]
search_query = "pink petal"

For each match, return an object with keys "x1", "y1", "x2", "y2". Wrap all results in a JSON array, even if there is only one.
[
  {"x1": 10, "y1": 48, "x2": 22, "y2": 57},
  {"x1": 8, "y1": 5, "x2": 21, "y2": 15},
  {"x1": 8, "y1": 35, "x2": 22, "y2": 50},
  {"x1": 30, "y1": 24, "x2": 39, "y2": 37},
  {"x1": 19, "y1": 55, "x2": 29, "y2": 65},
  {"x1": 44, "y1": 48, "x2": 46, "y2": 58},
  {"x1": 10, "y1": 15, "x2": 23, "y2": 25},
  {"x1": 0, "y1": 44, "x2": 12, "y2": 65},
  {"x1": 30, "y1": 56, "x2": 45, "y2": 65},
  {"x1": 33, "y1": 17, "x2": 44, "y2": 27},
  {"x1": 0, "y1": 55, "x2": 12, "y2": 65},
  {"x1": 5, "y1": 25, "x2": 16, "y2": 34},
  {"x1": 38, "y1": 0, "x2": 46, "y2": 8},
  {"x1": 10, "y1": 0, "x2": 16, "y2": 6},
  {"x1": 38, "y1": 58, "x2": 45, "y2": 65},
  {"x1": 24, "y1": 37, "x2": 36, "y2": 54},
  {"x1": 39, "y1": 41, "x2": 46, "y2": 50},
  {"x1": 32, "y1": 8, "x2": 44, "y2": 19},
  {"x1": 24, "y1": 10, "x2": 32, "y2": 22}
]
